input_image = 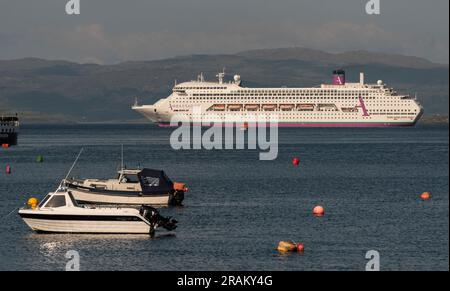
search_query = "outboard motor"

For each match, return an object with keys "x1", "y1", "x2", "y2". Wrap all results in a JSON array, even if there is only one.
[
  {"x1": 170, "y1": 182, "x2": 188, "y2": 206},
  {"x1": 170, "y1": 190, "x2": 185, "y2": 206},
  {"x1": 140, "y1": 205, "x2": 178, "y2": 235}
]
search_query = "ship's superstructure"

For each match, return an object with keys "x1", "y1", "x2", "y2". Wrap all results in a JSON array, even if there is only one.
[
  {"x1": 132, "y1": 70, "x2": 423, "y2": 127},
  {"x1": 0, "y1": 114, "x2": 19, "y2": 145}
]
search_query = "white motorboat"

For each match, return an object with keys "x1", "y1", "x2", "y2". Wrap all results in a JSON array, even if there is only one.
[
  {"x1": 64, "y1": 168, "x2": 187, "y2": 206},
  {"x1": 18, "y1": 189, "x2": 177, "y2": 236}
]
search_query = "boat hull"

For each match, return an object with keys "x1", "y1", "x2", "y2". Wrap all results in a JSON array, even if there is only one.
[
  {"x1": 0, "y1": 132, "x2": 18, "y2": 145},
  {"x1": 69, "y1": 187, "x2": 172, "y2": 206},
  {"x1": 19, "y1": 213, "x2": 152, "y2": 234}
]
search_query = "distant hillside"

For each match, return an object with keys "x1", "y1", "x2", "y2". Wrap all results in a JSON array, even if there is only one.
[
  {"x1": 237, "y1": 47, "x2": 445, "y2": 69},
  {"x1": 0, "y1": 47, "x2": 448, "y2": 123}
]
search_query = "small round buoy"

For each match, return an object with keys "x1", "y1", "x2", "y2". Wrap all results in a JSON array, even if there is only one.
[
  {"x1": 296, "y1": 243, "x2": 305, "y2": 253},
  {"x1": 277, "y1": 241, "x2": 297, "y2": 253},
  {"x1": 2, "y1": 143, "x2": 9, "y2": 149},
  {"x1": 36, "y1": 155, "x2": 44, "y2": 163},
  {"x1": 6, "y1": 164, "x2": 11, "y2": 174},
  {"x1": 292, "y1": 157, "x2": 300, "y2": 166},
  {"x1": 313, "y1": 205, "x2": 325, "y2": 216},
  {"x1": 421, "y1": 192, "x2": 431, "y2": 200},
  {"x1": 27, "y1": 197, "x2": 39, "y2": 209}
]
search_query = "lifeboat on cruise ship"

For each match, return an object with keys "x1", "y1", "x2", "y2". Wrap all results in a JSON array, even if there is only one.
[
  {"x1": 341, "y1": 107, "x2": 358, "y2": 113},
  {"x1": 262, "y1": 104, "x2": 277, "y2": 111},
  {"x1": 279, "y1": 104, "x2": 295, "y2": 111},
  {"x1": 245, "y1": 104, "x2": 260, "y2": 111},
  {"x1": 228, "y1": 104, "x2": 243, "y2": 111},
  {"x1": 297, "y1": 104, "x2": 315, "y2": 111},
  {"x1": 212, "y1": 104, "x2": 226, "y2": 111},
  {"x1": 318, "y1": 104, "x2": 338, "y2": 111}
]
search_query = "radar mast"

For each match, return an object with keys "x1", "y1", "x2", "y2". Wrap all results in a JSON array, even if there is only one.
[{"x1": 216, "y1": 68, "x2": 225, "y2": 84}]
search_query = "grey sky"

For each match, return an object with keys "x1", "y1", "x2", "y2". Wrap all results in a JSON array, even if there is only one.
[{"x1": 0, "y1": 0, "x2": 448, "y2": 64}]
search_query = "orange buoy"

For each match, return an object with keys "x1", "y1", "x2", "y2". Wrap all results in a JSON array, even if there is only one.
[
  {"x1": 313, "y1": 205, "x2": 325, "y2": 216},
  {"x1": 2, "y1": 144, "x2": 9, "y2": 149},
  {"x1": 296, "y1": 243, "x2": 305, "y2": 253},
  {"x1": 6, "y1": 164, "x2": 11, "y2": 174},
  {"x1": 421, "y1": 192, "x2": 431, "y2": 200},
  {"x1": 292, "y1": 157, "x2": 300, "y2": 166}
]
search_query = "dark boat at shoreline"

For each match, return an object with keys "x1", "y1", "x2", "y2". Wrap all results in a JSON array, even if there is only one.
[{"x1": 0, "y1": 114, "x2": 19, "y2": 146}]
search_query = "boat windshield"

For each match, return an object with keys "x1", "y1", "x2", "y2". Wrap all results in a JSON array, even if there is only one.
[
  {"x1": 121, "y1": 174, "x2": 139, "y2": 183},
  {"x1": 38, "y1": 195, "x2": 51, "y2": 208},
  {"x1": 44, "y1": 195, "x2": 67, "y2": 208}
]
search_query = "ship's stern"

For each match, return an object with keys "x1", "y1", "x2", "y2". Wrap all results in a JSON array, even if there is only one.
[{"x1": 412, "y1": 100, "x2": 425, "y2": 126}]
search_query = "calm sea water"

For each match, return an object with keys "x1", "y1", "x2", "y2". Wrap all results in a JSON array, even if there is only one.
[{"x1": 0, "y1": 124, "x2": 448, "y2": 271}]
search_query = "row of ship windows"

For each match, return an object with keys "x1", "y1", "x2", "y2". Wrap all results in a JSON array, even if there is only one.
[
  {"x1": 183, "y1": 114, "x2": 411, "y2": 119},
  {"x1": 178, "y1": 102, "x2": 417, "y2": 111},
  {"x1": 175, "y1": 101, "x2": 414, "y2": 107},
  {"x1": 180, "y1": 96, "x2": 398, "y2": 101},
  {"x1": 184, "y1": 95, "x2": 387, "y2": 100},
  {"x1": 188, "y1": 97, "x2": 386, "y2": 100},
  {"x1": 202, "y1": 111, "x2": 417, "y2": 115},
  {"x1": 214, "y1": 112, "x2": 418, "y2": 115},
  {"x1": 174, "y1": 108, "x2": 416, "y2": 113},
  {"x1": 371, "y1": 109, "x2": 416, "y2": 112},
  {"x1": 186, "y1": 89, "x2": 385, "y2": 95},
  {"x1": 176, "y1": 87, "x2": 227, "y2": 90},
  {"x1": 189, "y1": 94, "x2": 385, "y2": 98},
  {"x1": 1, "y1": 128, "x2": 15, "y2": 133},
  {"x1": 370, "y1": 113, "x2": 416, "y2": 116}
]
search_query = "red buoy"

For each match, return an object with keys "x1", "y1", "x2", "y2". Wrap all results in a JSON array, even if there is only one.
[
  {"x1": 313, "y1": 205, "x2": 325, "y2": 216},
  {"x1": 421, "y1": 192, "x2": 431, "y2": 200},
  {"x1": 296, "y1": 243, "x2": 305, "y2": 253},
  {"x1": 6, "y1": 164, "x2": 11, "y2": 174},
  {"x1": 292, "y1": 157, "x2": 300, "y2": 166},
  {"x1": 2, "y1": 144, "x2": 9, "y2": 149}
]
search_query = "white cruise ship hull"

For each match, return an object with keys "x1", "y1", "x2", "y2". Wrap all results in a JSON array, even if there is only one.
[
  {"x1": 134, "y1": 106, "x2": 423, "y2": 128},
  {"x1": 153, "y1": 116, "x2": 421, "y2": 128}
]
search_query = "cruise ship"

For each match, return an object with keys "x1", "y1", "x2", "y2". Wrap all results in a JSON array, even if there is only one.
[
  {"x1": 0, "y1": 114, "x2": 19, "y2": 145},
  {"x1": 132, "y1": 70, "x2": 423, "y2": 127}
]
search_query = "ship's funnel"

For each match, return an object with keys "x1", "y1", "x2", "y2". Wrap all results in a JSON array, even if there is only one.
[{"x1": 332, "y1": 70, "x2": 346, "y2": 85}]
